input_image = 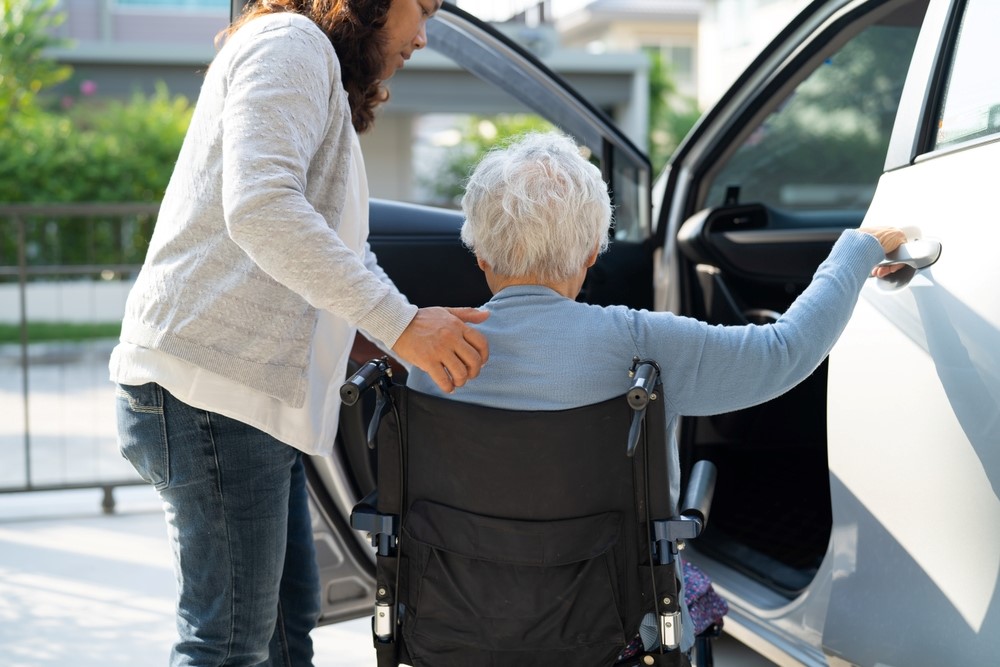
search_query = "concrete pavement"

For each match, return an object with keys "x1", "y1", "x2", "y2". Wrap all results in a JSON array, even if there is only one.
[{"x1": 0, "y1": 486, "x2": 777, "y2": 667}]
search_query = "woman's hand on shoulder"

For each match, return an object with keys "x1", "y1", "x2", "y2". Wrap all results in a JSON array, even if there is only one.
[{"x1": 391, "y1": 307, "x2": 489, "y2": 393}]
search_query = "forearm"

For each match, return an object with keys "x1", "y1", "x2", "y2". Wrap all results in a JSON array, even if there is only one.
[{"x1": 643, "y1": 230, "x2": 885, "y2": 416}]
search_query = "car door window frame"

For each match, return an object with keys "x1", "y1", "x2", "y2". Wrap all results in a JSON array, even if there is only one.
[
  {"x1": 688, "y1": 0, "x2": 926, "y2": 215},
  {"x1": 930, "y1": 0, "x2": 1000, "y2": 150},
  {"x1": 428, "y1": 6, "x2": 652, "y2": 242},
  {"x1": 884, "y1": 0, "x2": 968, "y2": 169}
]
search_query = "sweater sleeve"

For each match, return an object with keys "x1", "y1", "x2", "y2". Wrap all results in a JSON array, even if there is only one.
[
  {"x1": 219, "y1": 18, "x2": 415, "y2": 347},
  {"x1": 630, "y1": 229, "x2": 885, "y2": 416}
]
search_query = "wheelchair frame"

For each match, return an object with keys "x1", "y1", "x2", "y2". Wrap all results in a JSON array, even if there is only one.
[{"x1": 344, "y1": 358, "x2": 719, "y2": 667}]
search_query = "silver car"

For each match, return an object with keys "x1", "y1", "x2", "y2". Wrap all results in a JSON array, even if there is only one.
[{"x1": 300, "y1": 1, "x2": 999, "y2": 664}]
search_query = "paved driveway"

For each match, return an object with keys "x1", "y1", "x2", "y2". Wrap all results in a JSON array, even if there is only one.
[{"x1": 0, "y1": 487, "x2": 777, "y2": 666}]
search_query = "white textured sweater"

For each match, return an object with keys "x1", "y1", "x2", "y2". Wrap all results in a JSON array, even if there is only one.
[{"x1": 112, "y1": 13, "x2": 416, "y2": 408}]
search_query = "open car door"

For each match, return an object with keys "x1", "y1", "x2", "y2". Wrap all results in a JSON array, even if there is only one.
[
  {"x1": 652, "y1": 0, "x2": 942, "y2": 663},
  {"x1": 654, "y1": 0, "x2": 998, "y2": 664},
  {"x1": 823, "y1": 0, "x2": 1000, "y2": 664}
]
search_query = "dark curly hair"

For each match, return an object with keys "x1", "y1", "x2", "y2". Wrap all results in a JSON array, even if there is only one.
[{"x1": 220, "y1": 0, "x2": 393, "y2": 133}]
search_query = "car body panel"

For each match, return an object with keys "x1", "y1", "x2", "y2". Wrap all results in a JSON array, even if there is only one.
[
  {"x1": 661, "y1": 5, "x2": 926, "y2": 657},
  {"x1": 825, "y1": 0, "x2": 1000, "y2": 662},
  {"x1": 654, "y1": 0, "x2": 997, "y2": 664},
  {"x1": 826, "y1": 107, "x2": 1000, "y2": 667}
]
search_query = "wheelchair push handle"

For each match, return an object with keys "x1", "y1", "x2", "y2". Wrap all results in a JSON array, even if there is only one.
[
  {"x1": 627, "y1": 359, "x2": 660, "y2": 410},
  {"x1": 340, "y1": 357, "x2": 392, "y2": 406},
  {"x1": 626, "y1": 359, "x2": 662, "y2": 457}
]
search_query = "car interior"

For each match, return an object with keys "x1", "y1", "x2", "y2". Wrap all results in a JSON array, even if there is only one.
[{"x1": 671, "y1": 0, "x2": 930, "y2": 598}]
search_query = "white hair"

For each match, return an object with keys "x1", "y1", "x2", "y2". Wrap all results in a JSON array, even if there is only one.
[{"x1": 460, "y1": 131, "x2": 613, "y2": 283}]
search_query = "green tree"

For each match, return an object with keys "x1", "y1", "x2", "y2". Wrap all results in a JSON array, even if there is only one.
[
  {"x1": 0, "y1": 0, "x2": 71, "y2": 124},
  {"x1": 646, "y1": 49, "x2": 700, "y2": 175},
  {"x1": 421, "y1": 114, "x2": 555, "y2": 207}
]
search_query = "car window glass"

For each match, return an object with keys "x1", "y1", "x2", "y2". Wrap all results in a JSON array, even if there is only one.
[
  {"x1": 361, "y1": 15, "x2": 649, "y2": 243},
  {"x1": 378, "y1": 75, "x2": 648, "y2": 240},
  {"x1": 933, "y1": 0, "x2": 1000, "y2": 149},
  {"x1": 704, "y1": 23, "x2": 920, "y2": 212},
  {"x1": 610, "y1": 147, "x2": 647, "y2": 242}
]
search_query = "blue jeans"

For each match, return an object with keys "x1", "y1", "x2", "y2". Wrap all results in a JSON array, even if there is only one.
[{"x1": 116, "y1": 383, "x2": 321, "y2": 667}]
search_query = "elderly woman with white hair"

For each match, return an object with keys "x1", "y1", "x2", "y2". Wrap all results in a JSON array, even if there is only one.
[
  {"x1": 409, "y1": 130, "x2": 903, "y2": 410},
  {"x1": 406, "y1": 130, "x2": 905, "y2": 654}
]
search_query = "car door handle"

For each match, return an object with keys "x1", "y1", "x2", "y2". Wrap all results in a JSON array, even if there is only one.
[{"x1": 878, "y1": 239, "x2": 942, "y2": 271}]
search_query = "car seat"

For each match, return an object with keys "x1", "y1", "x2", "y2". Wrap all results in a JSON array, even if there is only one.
[{"x1": 343, "y1": 358, "x2": 724, "y2": 667}]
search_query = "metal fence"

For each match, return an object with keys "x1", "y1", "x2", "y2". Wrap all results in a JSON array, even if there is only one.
[{"x1": 0, "y1": 203, "x2": 158, "y2": 510}]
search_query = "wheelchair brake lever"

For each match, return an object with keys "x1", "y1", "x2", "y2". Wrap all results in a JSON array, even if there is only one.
[
  {"x1": 367, "y1": 384, "x2": 391, "y2": 450},
  {"x1": 339, "y1": 357, "x2": 394, "y2": 450},
  {"x1": 626, "y1": 408, "x2": 646, "y2": 457}
]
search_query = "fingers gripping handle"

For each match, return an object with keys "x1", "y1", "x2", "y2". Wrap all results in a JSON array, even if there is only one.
[{"x1": 878, "y1": 239, "x2": 941, "y2": 271}]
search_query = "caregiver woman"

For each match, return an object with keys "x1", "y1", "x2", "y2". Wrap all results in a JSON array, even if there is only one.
[{"x1": 109, "y1": 1, "x2": 483, "y2": 665}]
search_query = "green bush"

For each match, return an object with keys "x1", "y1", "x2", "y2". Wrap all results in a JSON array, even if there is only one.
[
  {"x1": 0, "y1": 83, "x2": 192, "y2": 203},
  {"x1": 0, "y1": 85, "x2": 191, "y2": 267},
  {"x1": 0, "y1": 0, "x2": 193, "y2": 205},
  {"x1": 0, "y1": 0, "x2": 72, "y2": 124},
  {"x1": 0, "y1": 0, "x2": 192, "y2": 268}
]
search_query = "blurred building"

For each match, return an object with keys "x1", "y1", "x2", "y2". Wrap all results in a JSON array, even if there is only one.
[
  {"x1": 51, "y1": 0, "x2": 228, "y2": 100},
  {"x1": 47, "y1": 0, "x2": 648, "y2": 203},
  {"x1": 557, "y1": 0, "x2": 702, "y2": 101},
  {"x1": 554, "y1": 0, "x2": 813, "y2": 111},
  {"x1": 697, "y1": 0, "x2": 809, "y2": 108}
]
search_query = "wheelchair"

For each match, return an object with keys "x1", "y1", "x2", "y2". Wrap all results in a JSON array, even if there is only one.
[{"x1": 342, "y1": 357, "x2": 724, "y2": 667}]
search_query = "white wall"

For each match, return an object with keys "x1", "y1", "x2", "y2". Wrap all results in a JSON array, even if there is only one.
[
  {"x1": 359, "y1": 114, "x2": 417, "y2": 202},
  {"x1": 0, "y1": 281, "x2": 133, "y2": 324},
  {"x1": 698, "y1": 0, "x2": 810, "y2": 108}
]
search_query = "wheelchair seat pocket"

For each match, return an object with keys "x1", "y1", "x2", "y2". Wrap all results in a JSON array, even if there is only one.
[{"x1": 401, "y1": 500, "x2": 626, "y2": 661}]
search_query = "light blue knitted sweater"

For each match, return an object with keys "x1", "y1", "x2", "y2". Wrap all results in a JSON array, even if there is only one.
[
  {"x1": 409, "y1": 230, "x2": 883, "y2": 414},
  {"x1": 408, "y1": 229, "x2": 885, "y2": 505},
  {"x1": 406, "y1": 229, "x2": 884, "y2": 651}
]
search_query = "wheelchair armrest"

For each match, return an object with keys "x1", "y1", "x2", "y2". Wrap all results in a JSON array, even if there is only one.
[
  {"x1": 350, "y1": 490, "x2": 378, "y2": 527},
  {"x1": 651, "y1": 460, "x2": 718, "y2": 565},
  {"x1": 681, "y1": 460, "x2": 717, "y2": 528}
]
